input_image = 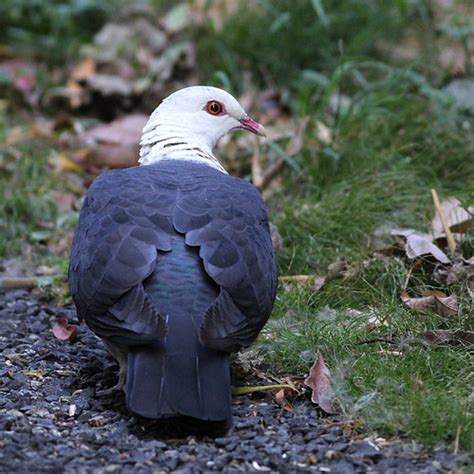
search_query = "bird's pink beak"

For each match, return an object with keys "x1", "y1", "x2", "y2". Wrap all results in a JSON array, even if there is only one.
[{"x1": 239, "y1": 116, "x2": 266, "y2": 137}]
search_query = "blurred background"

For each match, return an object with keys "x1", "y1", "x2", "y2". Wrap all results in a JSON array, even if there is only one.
[{"x1": 0, "y1": 0, "x2": 473, "y2": 450}]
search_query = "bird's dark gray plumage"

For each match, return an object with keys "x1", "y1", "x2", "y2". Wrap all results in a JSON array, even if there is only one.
[{"x1": 69, "y1": 159, "x2": 277, "y2": 424}]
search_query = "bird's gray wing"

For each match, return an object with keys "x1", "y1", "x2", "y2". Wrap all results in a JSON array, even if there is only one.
[
  {"x1": 68, "y1": 168, "x2": 176, "y2": 344},
  {"x1": 173, "y1": 173, "x2": 277, "y2": 352},
  {"x1": 69, "y1": 162, "x2": 276, "y2": 350}
]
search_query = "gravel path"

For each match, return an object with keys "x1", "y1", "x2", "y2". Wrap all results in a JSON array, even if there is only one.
[{"x1": 0, "y1": 289, "x2": 468, "y2": 473}]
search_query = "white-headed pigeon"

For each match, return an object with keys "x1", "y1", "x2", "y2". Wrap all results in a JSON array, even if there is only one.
[{"x1": 68, "y1": 86, "x2": 277, "y2": 426}]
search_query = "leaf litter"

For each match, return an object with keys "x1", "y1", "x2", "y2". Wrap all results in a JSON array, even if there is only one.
[
  {"x1": 52, "y1": 318, "x2": 78, "y2": 342},
  {"x1": 400, "y1": 291, "x2": 459, "y2": 318},
  {"x1": 304, "y1": 351, "x2": 337, "y2": 414}
]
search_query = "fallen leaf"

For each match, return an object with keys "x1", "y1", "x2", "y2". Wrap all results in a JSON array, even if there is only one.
[
  {"x1": 161, "y1": 3, "x2": 192, "y2": 33},
  {"x1": 52, "y1": 318, "x2": 78, "y2": 342},
  {"x1": 83, "y1": 114, "x2": 146, "y2": 145},
  {"x1": 400, "y1": 291, "x2": 459, "y2": 317},
  {"x1": 85, "y1": 74, "x2": 133, "y2": 97},
  {"x1": 48, "y1": 152, "x2": 83, "y2": 173},
  {"x1": 77, "y1": 114, "x2": 148, "y2": 171},
  {"x1": 431, "y1": 197, "x2": 473, "y2": 238},
  {"x1": 278, "y1": 274, "x2": 326, "y2": 292},
  {"x1": 275, "y1": 387, "x2": 296, "y2": 413},
  {"x1": 390, "y1": 229, "x2": 451, "y2": 263},
  {"x1": 421, "y1": 330, "x2": 474, "y2": 346},
  {"x1": 432, "y1": 260, "x2": 474, "y2": 286},
  {"x1": 304, "y1": 351, "x2": 337, "y2": 414},
  {"x1": 390, "y1": 228, "x2": 431, "y2": 240},
  {"x1": 35, "y1": 265, "x2": 56, "y2": 276},
  {"x1": 314, "y1": 121, "x2": 332, "y2": 144},
  {"x1": 67, "y1": 58, "x2": 96, "y2": 108},
  {"x1": 326, "y1": 260, "x2": 349, "y2": 281},
  {"x1": 433, "y1": 293, "x2": 459, "y2": 318}
]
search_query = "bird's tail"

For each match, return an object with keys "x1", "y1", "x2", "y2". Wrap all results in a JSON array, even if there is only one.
[{"x1": 125, "y1": 343, "x2": 231, "y2": 423}]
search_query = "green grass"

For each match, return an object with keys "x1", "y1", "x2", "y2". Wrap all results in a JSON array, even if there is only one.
[
  {"x1": 0, "y1": 0, "x2": 118, "y2": 62},
  {"x1": 201, "y1": 2, "x2": 474, "y2": 449},
  {"x1": 197, "y1": 0, "x2": 431, "y2": 93},
  {"x1": 258, "y1": 73, "x2": 474, "y2": 450},
  {"x1": 262, "y1": 258, "x2": 473, "y2": 449},
  {"x1": 0, "y1": 114, "x2": 74, "y2": 258}
]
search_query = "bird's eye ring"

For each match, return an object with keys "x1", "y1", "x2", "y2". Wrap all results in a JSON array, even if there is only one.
[{"x1": 206, "y1": 100, "x2": 223, "y2": 115}]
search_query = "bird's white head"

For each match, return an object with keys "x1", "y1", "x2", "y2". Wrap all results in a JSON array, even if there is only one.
[{"x1": 139, "y1": 86, "x2": 266, "y2": 172}]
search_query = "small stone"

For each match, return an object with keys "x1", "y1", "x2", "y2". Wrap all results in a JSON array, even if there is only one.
[
  {"x1": 324, "y1": 450, "x2": 340, "y2": 460},
  {"x1": 88, "y1": 415, "x2": 106, "y2": 427}
]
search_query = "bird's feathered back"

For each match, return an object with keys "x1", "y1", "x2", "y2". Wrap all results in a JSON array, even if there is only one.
[
  {"x1": 69, "y1": 86, "x2": 276, "y2": 425},
  {"x1": 69, "y1": 160, "x2": 276, "y2": 347}
]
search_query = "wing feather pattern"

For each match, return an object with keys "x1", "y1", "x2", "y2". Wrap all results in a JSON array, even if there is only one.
[{"x1": 69, "y1": 160, "x2": 276, "y2": 351}]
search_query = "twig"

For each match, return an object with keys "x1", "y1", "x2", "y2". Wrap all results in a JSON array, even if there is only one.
[
  {"x1": 453, "y1": 425, "x2": 461, "y2": 455},
  {"x1": 256, "y1": 157, "x2": 285, "y2": 191},
  {"x1": 251, "y1": 139, "x2": 285, "y2": 191},
  {"x1": 355, "y1": 337, "x2": 396, "y2": 346},
  {"x1": 402, "y1": 260, "x2": 422, "y2": 290},
  {"x1": 0, "y1": 277, "x2": 38, "y2": 289},
  {"x1": 279, "y1": 275, "x2": 315, "y2": 283},
  {"x1": 251, "y1": 137, "x2": 263, "y2": 187},
  {"x1": 431, "y1": 188, "x2": 456, "y2": 256}
]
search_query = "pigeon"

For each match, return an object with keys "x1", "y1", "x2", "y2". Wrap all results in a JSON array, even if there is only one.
[{"x1": 68, "y1": 86, "x2": 277, "y2": 426}]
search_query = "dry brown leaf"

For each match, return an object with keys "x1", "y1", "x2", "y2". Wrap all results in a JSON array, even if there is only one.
[
  {"x1": 52, "y1": 318, "x2": 78, "y2": 342},
  {"x1": 304, "y1": 351, "x2": 337, "y2": 414},
  {"x1": 406, "y1": 233, "x2": 450, "y2": 263},
  {"x1": 48, "y1": 152, "x2": 83, "y2": 173},
  {"x1": 278, "y1": 274, "x2": 326, "y2": 292},
  {"x1": 274, "y1": 387, "x2": 296, "y2": 413},
  {"x1": 432, "y1": 260, "x2": 474, "y2": 286},
  {"x1": 326, "y1": 260, "x2": 349, "y2": 281},
  {"x1": 83, "y1": 114, "x2": 147, "y2": 145},
  {"x1": 67, "y1": 58, "x2": 96, "y2": 108},
  {"x1": 431, "y1": 197, "x2": 473, "y2": 238},
  {"x1": 85, "y1": 74, "x2": 133, "y2": 97},
  {"x1": 77, "y1": 114, "x2": 148, "y2": 171},
  {"x1": 433, "y1": 294, "x2": 459, "y2": 318},
  {"x1": 421, "y1": 330, "x2": 474, "y2": 347},
  {"x1": 400, "y1": 291, "x2": 459, "y2": 318}
]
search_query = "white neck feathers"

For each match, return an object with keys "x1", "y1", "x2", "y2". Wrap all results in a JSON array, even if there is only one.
[{"x1": 139, "y1": 113, "x2": 227, "y2": 173}]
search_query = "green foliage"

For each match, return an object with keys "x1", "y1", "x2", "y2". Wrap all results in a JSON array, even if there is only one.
[
  {"x1": 254, "y1": 56, "x2": 474, "y2": 451},
  {"x1": 0, "y1": 111, "x2": 74, "y2": 257},
  {"x1": 197, "y1": 0, "x2": 427, "y2": 92},
  {"x1": 0, "y1": 0, "x2": 119, "y2": 61},
  {"x1": 264, "y1": 256, "x2": 473, "y2": 449},
  {"x1": 272, "y1": 68, "x2": 474, "y2": 273},
  {"x1": 0, "y1": 146, "x2": 55, "y2": 257}
]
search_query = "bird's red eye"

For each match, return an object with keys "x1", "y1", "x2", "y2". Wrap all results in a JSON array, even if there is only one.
[{"x1": 206, "y1": 100, "x2": 223, "y2": 115}]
